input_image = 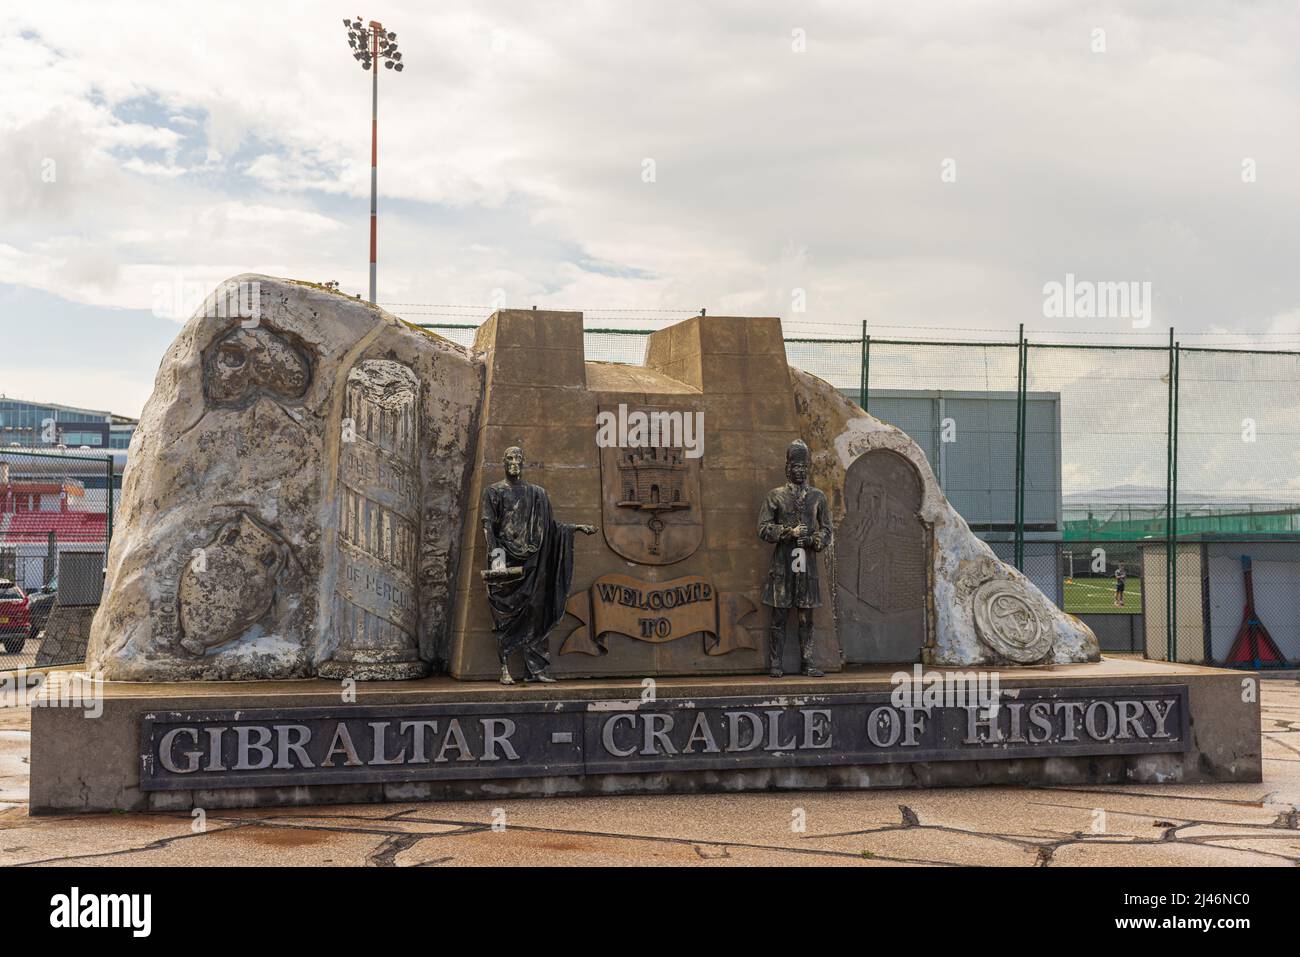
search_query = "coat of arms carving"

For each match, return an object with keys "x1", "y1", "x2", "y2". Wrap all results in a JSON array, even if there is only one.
[{"x1": 597, "y1": 403, "x2": 703, "y2": 565}]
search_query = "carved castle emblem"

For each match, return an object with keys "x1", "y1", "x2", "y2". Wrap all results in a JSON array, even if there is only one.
[
  {"x1": 598, "y1": 404, "x2": 703, "y2": 565},
  {"x1": 616, "y1": 446, "x2": 690, "y2": 512}
]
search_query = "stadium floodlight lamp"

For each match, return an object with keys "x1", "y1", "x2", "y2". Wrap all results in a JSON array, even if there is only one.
[{"x1": 339, "y1": 15, "x2": 407, "y2": 302}]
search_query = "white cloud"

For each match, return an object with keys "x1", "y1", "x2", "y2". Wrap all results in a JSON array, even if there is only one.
[{"x1": 0, "y1": 0, "x2": 1297, "y2": 337}]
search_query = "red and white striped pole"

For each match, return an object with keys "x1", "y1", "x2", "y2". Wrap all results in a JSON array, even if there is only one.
[
  {"x1": 368, "y1": 20, "x2": 381, "y2": 304},
  {"x1": 343, "y1": 16, "x2": 402, "y2": 300}
]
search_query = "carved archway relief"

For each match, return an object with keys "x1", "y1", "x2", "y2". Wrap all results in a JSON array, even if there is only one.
[{"x1": 835, "y1": 448, "x2": 931, "y2": 663}]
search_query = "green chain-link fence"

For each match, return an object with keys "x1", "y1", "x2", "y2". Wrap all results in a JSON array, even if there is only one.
[{"x1": 9, "y1": 321, "x2": 1297, "y2": 671}]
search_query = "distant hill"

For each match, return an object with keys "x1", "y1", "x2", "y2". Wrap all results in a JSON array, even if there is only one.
[{"x1": 1064, "y1": 485, "x2": 1300, "y2": 507}]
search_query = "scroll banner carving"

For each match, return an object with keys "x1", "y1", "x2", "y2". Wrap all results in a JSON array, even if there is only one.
[{"x1": 561, "y1": 574, "x2": 758, "y2": 656}]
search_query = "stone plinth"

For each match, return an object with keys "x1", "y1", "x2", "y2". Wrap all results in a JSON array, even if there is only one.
[{"x1": 30, "y1": 658, "x2": 1260, "y2": 814}]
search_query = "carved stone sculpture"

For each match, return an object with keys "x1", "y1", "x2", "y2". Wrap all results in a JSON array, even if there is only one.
[
  {"x1": 178, "y1": 512, "x2": 291, "y2": 656},
  {"x1": 85, "y1": 275, "x2": 481, "y2": 681},
  {"x1": 835, "y1": 448, "x2": 928, "y2": 662},
  {"x1": 319, "y1": 360, "x2": 428, "y2": 680},
  {"x1": 790, "y1": 367, "x2": 1099, "y2": 666},
  {"x1": 203, "y1": 324, "x2": 311, "y2": 408},
  {"x1": 971, "y1": 579, "x2": 1052, "y2": 663},
  {"x1": 87, "y1": 282, "x2": 1097, "y2": 681}
]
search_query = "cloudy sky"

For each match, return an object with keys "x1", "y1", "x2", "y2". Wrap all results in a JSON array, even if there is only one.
[{"x1": 2, "y1": 0, "x2": 1299, "y2": 430}]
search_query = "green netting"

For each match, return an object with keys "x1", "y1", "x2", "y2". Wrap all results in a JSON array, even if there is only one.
[
  {"x1": 867, "y1": 341, "x2": 1021, "y2": 531},
  {"x1": 1025, "y1": 345, "x2": 1171, "y2": 539},
  {"x1": 584, "y1": 330, "x2": 650, "y2": 365},
  {"x1": 1177, "y1": 349, "x2": 1300, "y2": 507},
  {"x1": 782, "y1": 338, "x2": 861, "y2": 391},
  {"x1": 421, "y1": 324, "x2": 476, "y2": 350}
]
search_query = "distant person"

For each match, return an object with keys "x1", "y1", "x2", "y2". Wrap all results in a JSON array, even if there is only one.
[{"x1": 1114, "y1": 564, "x2": 1127, "y2": 607}]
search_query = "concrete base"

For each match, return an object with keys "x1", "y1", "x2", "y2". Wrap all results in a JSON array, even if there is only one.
[
  {"x1": 315, "y1": 657, "x2": 429, "y2": 681},
  {"x1": 29, "y1": 658, "x2": 1260, "y2": 814}
]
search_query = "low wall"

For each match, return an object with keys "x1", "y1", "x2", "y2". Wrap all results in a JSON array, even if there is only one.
[{"x1": 29, "y1": 658, "x2": 1260, "y2": 814}]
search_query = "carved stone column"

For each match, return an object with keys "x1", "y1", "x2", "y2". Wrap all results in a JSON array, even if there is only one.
[{"x1": 319, "y1": 359, "x2": 428, "y2": 680}]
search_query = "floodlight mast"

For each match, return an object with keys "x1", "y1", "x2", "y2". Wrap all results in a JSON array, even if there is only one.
[{"x1": 342, "y1": 16, "x2": 405, "y2": 304}]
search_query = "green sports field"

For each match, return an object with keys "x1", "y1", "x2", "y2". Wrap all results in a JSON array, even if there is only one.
[{"x1": 1063, "y1": 577, "x2": 1142, "y2": 614}]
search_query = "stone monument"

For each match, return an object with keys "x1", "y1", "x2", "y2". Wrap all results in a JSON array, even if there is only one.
[{"x1": 27, "y1": 275, "x2": 1260, "y2": 813}]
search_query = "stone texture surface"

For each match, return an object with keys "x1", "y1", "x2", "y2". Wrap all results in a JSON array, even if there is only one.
[
  {"x1": 792, "y1": 368, "x2": 1098, "y2": 666},
  {"x1": 84, "y1": 276, "x2": 480, "y2": 680},
  {"x1": 3, "y1": 674, "x2": 1295, "y2": 865}
]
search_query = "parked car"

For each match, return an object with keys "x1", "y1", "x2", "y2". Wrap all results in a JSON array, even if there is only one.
[
  {"x1": 26, "y1": 576, "x2": 57, "y2": 642},
  {"x1": 0, "y1": 579, "x2": 31, "y2": 654}
]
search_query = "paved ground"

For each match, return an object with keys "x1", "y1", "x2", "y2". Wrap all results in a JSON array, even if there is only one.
[{"x1": 1, "y1": 676, "x2": 1297, "y2": 866}]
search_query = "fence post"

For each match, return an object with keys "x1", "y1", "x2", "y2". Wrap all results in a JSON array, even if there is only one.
[
  {"x1": 1014, "y1": 325, "x2": 1026, "y2": 570},
  {"x1": 1170, "y1": 339, "x2": 1180, "y2": 661},
  {"x1": 105, "y1": 453, "x2": 114, "y2": 547},
  {"x1": 1165, "y1": 328, "x2": 1175, "y2": 661},
  {"x1": 859, "y1": 320, "x2": 869, "y2": 412}
]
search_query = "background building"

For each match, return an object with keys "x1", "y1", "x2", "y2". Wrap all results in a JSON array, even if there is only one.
[{"x1": 0, "y1": 396, "x2": 137, "y2": 450}]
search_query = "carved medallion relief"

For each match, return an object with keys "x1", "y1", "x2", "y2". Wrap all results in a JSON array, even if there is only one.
[{"x1": 971, "y1": 580, "x2": 1052, "y2": 663}]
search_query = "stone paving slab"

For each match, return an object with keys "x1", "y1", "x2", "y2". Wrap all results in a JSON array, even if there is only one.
[{"x1": 0, "y1": 676, "x2": 1294, "y2": 866}]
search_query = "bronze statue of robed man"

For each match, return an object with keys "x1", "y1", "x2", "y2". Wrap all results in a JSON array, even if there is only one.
[{"x1": 480, "y1": 446, "x2": 596, "y2": 684}]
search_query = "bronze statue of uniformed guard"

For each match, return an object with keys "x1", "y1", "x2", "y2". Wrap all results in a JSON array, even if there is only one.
[{"x1": 757, "y1": 439, "x2": 832, "y2": 677}]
